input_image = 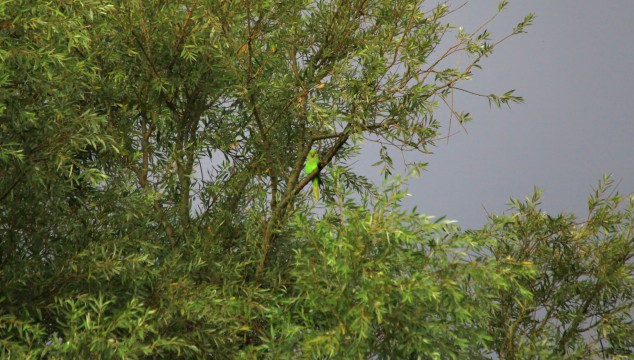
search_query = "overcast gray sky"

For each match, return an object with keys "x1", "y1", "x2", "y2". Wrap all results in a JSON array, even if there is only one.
[{"x1": 361, "y1": 1, "x2": 634, "y2": 228}]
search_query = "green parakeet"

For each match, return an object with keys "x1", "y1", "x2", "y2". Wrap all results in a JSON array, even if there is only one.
[{"x1": 305, "y1": 149, "x2": 321, "y2": 201}]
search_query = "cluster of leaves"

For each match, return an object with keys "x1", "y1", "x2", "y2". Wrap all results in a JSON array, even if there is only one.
[
  {"x1": 480, "y1": 175, "x2": 634, "y2": 359},
  {"x1": 1, "y1": 0, "x2": 631, "y2": 359}
]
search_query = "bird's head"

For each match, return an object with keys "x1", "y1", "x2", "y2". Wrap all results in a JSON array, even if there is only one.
[{"x1": 309, "y1": 149, "x2": 317, "y2": 158}]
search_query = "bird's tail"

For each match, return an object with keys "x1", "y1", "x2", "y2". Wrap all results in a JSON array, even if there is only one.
[{"x1": 312, "y1": 178, "x2": 319, "y2": 201}]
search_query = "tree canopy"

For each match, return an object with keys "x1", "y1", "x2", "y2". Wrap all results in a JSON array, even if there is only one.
[{"x1": 1, "y1": 0, "x2": 632, "y2": 358}]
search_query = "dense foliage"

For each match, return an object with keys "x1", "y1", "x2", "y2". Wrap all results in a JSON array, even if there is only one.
[{"x1": 1, "y1": 0, "x2": 631, "y2": 358}]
